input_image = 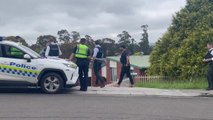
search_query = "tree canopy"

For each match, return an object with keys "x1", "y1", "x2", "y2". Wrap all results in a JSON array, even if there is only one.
[
  {"x1": 6, "y1": 36, "x2": 28, "y2": 46},
  {"x1": 149, "y1": 0, "x2": 213, "y2": 79},
  {"x1": 117, "y1": 31, "x2": 131, "y2": 46},
  {"x1": 57, "y1": 29, "x2": 71, "y2": 43},
  {"x1": 4, "y1": 26, "x2": 151, "y2": 59},
  {"x1": 36, "y1": 35, "x2": 57, "y2": 48},
  {"x1": 140, "y1": 24, "x2": 151, "y2": 55}
]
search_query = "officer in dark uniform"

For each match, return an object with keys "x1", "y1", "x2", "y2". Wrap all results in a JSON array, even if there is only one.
[
  {"x1": 45, "y1": 39, "x2": 62, "y2": 58},
  {"x1": 69, "y1": 38, "x2": 90, "y2": 91},
  {"x1": 203, "y1": 42, "x2": 213, "y2": 90},
  {"x1": 92, "y1": 40, "x2": 105, "y2": 88}
]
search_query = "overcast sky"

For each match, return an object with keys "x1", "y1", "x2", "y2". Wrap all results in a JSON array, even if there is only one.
[{"x1": 0, "y1": 0, "x2": 186, "y2": 44}]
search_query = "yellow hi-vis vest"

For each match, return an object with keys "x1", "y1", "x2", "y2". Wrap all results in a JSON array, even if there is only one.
[{"x1": 75, "y1": 44, "x2": 89, "y2": 58}]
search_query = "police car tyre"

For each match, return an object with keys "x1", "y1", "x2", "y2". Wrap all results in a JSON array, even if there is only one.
[{"x1": 40, "y1": 73, "x2": 64, "y2": 94}]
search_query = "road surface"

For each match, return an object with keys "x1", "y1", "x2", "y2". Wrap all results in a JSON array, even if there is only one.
[{"x1": 0, "y1": 88, "x2": 212, "y2": 120}]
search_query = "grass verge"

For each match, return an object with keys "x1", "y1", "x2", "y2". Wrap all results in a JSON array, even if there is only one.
[{"x1": 135, "y1": 78, "x2": 208, "y2": 89}]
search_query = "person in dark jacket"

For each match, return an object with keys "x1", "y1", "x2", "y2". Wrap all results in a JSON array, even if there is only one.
[
  {"x1": 114, "y1": 45, "x2": 134, "y2": 87},
  {"x1": 203, "y1": 42, "x2": 213, "y2": 90}
]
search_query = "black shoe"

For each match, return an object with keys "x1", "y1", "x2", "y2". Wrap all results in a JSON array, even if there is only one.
[
  {"x1": 80, "y1": 88, "x2": 87, "y2": 91},
  {"x1": 100, "y1": 82, "x2": 106, "y2": 88}
]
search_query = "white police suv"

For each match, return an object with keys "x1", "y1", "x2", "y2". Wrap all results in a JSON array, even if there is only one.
[{"x1": 0, "y1": 37, "x2": 78, "y2": 93}]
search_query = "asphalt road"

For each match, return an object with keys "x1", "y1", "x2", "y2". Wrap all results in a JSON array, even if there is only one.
[{"x1": 0, "y1": 88, "x2": 212, "y2": 120}]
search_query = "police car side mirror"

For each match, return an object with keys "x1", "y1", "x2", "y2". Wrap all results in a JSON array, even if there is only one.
[{"x1": 24, "y1": 54, "x2": 31, "y2": 62}]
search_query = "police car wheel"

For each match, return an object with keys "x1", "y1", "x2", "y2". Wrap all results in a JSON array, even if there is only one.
[{"x1": 40, "y1": 73, "x2": 64, "y2": 94}]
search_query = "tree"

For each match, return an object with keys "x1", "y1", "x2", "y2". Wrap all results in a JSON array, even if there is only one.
[
  {"x1": 71, "y1": 31, "x2": 80, "y2": 42},
  {"x1": 60, "y1": 42, "x2": 78, "y2": 59},
  {"x1": 139, "y1": 24, "x2": 150, "y2": 55},
  {"x1": 57, "y1": 29, "x2": 71, "y2": 43},
  {"x1": 85, "y1": 35, "x2": 95, "y2": 49},
  {"x1": 30, "y1": 44, "x2": 41, "y2": 53},
  {"x1": 149, "y1": 0, "x2": 213, "y2": 80},
  {"x1": 36, "y1": 35, "x2": 57, "y2": 48},
  {"x1": 102, "y1": 38, "x2": 115, "y2": 44},
  {"x1": 6, "y1": 36, "x2": 28, "y2": 46},
  {"x1": 100, "y1": 38, "x2": 117, "y2": 56},
  {"x1": 129, "y1": 38, "x2": 141, "y2": 55},
  {"x1": 117, "y1": 31, "x2": 140, "y2": 55},
  {"x1": 117, "y1": 31, "x2": 131, "y2": 46}
]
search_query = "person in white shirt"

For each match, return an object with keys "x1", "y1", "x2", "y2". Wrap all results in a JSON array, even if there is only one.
[
  {"x1": 45, "y1": 39, "x2": 62, "y2": 58},
  {"x1": 92, "y1": 41, "x2": 105, "y2": 88},
  {"x1": 203, "y1": 42, "x2": 213, "y2": 90}
]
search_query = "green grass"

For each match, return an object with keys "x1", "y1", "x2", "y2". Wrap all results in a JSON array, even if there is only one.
[{"x1": 136, "y1": 78, "x2": 208, "y2": 89}]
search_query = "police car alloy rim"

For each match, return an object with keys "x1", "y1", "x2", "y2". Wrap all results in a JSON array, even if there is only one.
[{"x1": 44, "y1": 76, "x2": 60, "y2": 92}]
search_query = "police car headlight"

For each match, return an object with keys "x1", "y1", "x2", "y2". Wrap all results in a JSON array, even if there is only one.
[{"x1": 63, "y1": 63, "x2": 77, "y2": 69}]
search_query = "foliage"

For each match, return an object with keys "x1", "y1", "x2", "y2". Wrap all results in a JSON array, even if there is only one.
[
  {"x1": 99, "y1": 38, "x2": 118, "y2": 57},
  {"x1": 36, "y1": 35, "x2": 57, "y2": 48},
  {"x1": 117, "y1": 31, "x2": 131, "y2": 46},
  {"x1": 30, "y1": 44, "x2": 42, "y2": 53},
  {"x1": 139, "y1": 24, "x2": 151, "y2": 55},
  {"x1": 85, "y1": 35, "x2": 95, "y2": 50},
  {"x1": 7, "y1": 26, "x2": 149, "y2": 58},
  {"x1": 60, "y1": 42, "x2": 78, "y2": 59},
  {"x1": 136, "y1": 77, "x2": 207, "y2": 89},
  {"x1": 149, "y1": 0, "x2": 213, "y2": 79},
  {"x1": 6, "y1": 36, "x2": 28, "y2": 46},
  {"x1": 71, "y1": 31, "x2": 80, "y2": 42},
  {"x1": 57, "y1": 29, "x2": 71, "y2": 43}
]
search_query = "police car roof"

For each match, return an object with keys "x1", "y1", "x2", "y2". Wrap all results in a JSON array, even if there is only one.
[{"x1": 0, "y1": 40, "x2": 20, "y2": 46}]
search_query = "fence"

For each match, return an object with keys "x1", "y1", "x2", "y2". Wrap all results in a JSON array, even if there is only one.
[{"x1": 134, "y1": 76, "x2": 169, "y2": 83}]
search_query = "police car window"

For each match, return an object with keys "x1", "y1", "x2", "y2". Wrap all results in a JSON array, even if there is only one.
[
  {"x1": 19, "y1": 44, "x2": 41, "y2": 58},
  {"x1": 2, "y1": 45, "x2": 25, "y2": 59}
]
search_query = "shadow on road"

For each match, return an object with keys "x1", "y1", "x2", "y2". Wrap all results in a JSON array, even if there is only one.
[
  {"x1": 0, "y1": 88, "x2": 42, "y2": 94},
  {"x1": 0, "y1": 87, "x2": 75, "y2": 94}
]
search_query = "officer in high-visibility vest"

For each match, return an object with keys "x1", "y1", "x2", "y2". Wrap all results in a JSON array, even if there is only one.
[{"x1": 69, "y1": 38, "x2": 90, "y2": 91}]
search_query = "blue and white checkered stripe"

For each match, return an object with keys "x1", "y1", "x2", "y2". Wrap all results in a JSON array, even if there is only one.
[{"x1": 0, "y1": 67, "x2": 38, "y2": 78}]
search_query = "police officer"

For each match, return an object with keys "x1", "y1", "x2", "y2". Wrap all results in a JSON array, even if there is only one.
[
  {"x1": 69, "y1": 38, "x2": 90, "y2": 91},
  {"x1": 92, "y1": 40, "x2": 105, "y2": 88},
  {"x1": 45, "y1": 39, "x2": 62, "y2": 58},
  {"x1": 203, "y1": 42, "x2": 213, "y2": 90}
]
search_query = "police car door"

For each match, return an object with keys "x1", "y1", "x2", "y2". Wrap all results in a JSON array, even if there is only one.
[{"x1": 0, "y1": 44, "x2": 38, "y2": 86}]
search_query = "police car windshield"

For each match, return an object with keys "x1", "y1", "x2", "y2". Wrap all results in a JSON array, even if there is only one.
[{"x1": 19, "y1": 45, "x2": 41, "y2": 58}]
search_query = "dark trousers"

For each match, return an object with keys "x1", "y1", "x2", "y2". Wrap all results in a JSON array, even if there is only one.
[
  {"x1": 207, "y1": 65, "x2": 213, "y2": 89},
  {"x1": 118, "y1": 65, "x2": 134, "y2": 85},
  {"x1": 93, "y1": 60, "x2": 105, "y2": 85},
  {"x1": 76, "y1": 59, "x2": 89, "y2": 91}
]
